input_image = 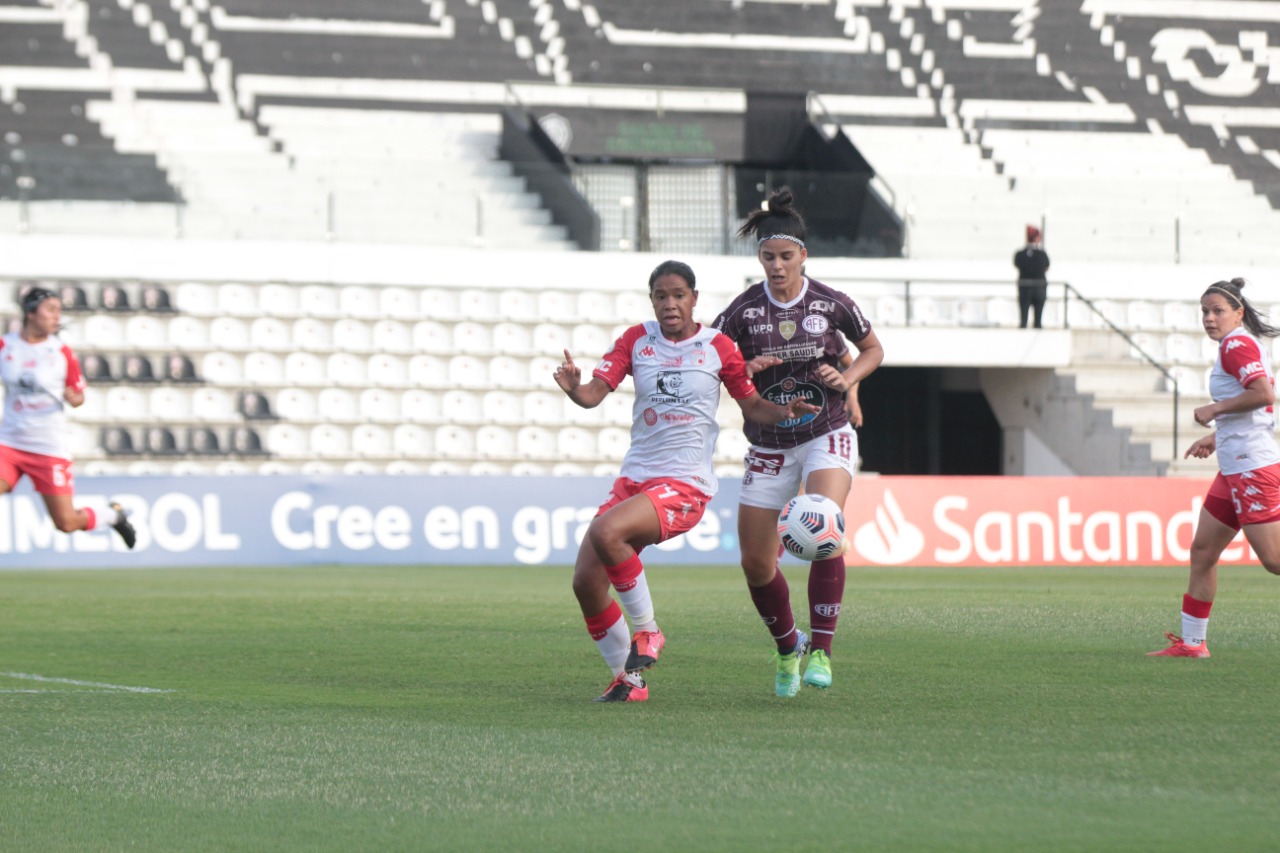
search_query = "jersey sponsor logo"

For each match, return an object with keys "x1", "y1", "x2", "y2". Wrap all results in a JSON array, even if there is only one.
[
  {"x1": 660, "y1": 412, "x2": 696, "y2": 425},
  {"x1": 643, "y1": 407, "x2": 658, "y2": 426},
  {"x1": 655, "y1": 371, "x2": 686, "y2": 398},
  {"x1": 660, "y1": 355, "x2": 684, "y2": 367},
  {"x1": 741, "y1": 306, "x2": 767, "y2": 320},
  {"x1": 748, "y1": 324, "x2": 773, "y2": 335},
  {"x1": 765, "y1": 377, "x2": 822, "y2": 427},
  {"x1": 746, "y1": 450, "x2": 785, "y2": 477},
  {"x1": 808, "y1": 299, "x2": 837, "y2": 314},
  {"x1": 597, "y1": 359, "x2": 612, "y2": 372},
  {"x1": 1238, "y1": 361, "x2": 1263, "y2": 381},
  {"x1": 1224, "y1": 338, "x2": 1247, "y2": 353},
  {"x1": 802, "y1": 315, "x2": 829, "y2": 335},
  {"x1": 779, "y1": 320, "x2": 797, "y2": 341},
  {"x1": 639, "y1": 345, "x2": 656, "y2": 358}
]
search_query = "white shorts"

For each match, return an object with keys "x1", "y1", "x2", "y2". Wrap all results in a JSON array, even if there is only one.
[{"x1": 739, "y1": 424, "x2": 858, "y2": 510}]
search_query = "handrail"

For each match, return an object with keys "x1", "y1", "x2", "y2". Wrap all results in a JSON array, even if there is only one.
[{"x1": 1060, "y1": 281, "x2": 1179, "y2": 462}]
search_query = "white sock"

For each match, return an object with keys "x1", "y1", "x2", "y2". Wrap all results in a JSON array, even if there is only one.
[
  {"x1": 616, "y1": 570, "x2": 658, "y2": 634},
  {"x1": 594, "y1": 616, "x2": 631, "y2": 675},
  {"x1": 1181, "y1": 613, "x2": 1209, "y2": 647}
]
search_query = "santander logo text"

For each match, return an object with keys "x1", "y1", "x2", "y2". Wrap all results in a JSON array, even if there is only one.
[{"x1": 844, "y1": 478, "x2": 1255, "y2": 567}]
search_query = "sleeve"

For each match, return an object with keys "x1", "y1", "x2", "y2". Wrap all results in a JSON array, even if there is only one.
[
  {"x1": 711, "y1": 334, "x2": 757, "y2": 400},
  {"x1": 62, "y1": 344, "x2": 86, "y2": 393},
  {"x1": 1220, "y1": 336, "x2": 1268, "y2": 388},
  {"x1": 591, "y1": 324, "x2": 644, "y2": 391},
  {"x1": 834, "y1": 291, "x2": 871, "y2": 344}
]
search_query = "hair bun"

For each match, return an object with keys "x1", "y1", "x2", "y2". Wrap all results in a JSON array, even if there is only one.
[
  {"x1": 1231, "y1": 277, "x2": 1247, "y2": 290},
  {"x1": 769, "y1": 188, "x2": 795, "y2": 212}
]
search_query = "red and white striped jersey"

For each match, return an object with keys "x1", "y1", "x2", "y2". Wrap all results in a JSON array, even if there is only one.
[
  {"x1": 593, "y1": 321, "x2": 757, "y2": 496},
  {"x1": 0, "y1": 332, "x2": 85, "y2": 459}
]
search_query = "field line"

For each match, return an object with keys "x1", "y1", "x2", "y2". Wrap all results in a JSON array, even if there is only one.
[{"x1": 0, "y1": 671, "x2": 175, "y2": 693}]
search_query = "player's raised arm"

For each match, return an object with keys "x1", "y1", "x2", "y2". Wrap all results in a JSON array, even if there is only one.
[{"x1": 555, "y1": 348, "x2": 611, "y2": 408}]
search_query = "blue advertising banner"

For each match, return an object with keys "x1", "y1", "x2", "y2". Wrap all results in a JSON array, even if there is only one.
[{"x1": 0, "y1": 476, "x2": 746, "y2": 569}]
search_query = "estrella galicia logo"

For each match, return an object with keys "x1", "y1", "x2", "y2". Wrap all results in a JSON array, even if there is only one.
[{"x1": 765, "y1": 376, "x2": 822, "y2": 427}]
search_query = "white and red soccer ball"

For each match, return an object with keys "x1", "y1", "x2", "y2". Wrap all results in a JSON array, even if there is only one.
[{"x1": 777, "y1": 494, "x2": 846, "y2": 561}]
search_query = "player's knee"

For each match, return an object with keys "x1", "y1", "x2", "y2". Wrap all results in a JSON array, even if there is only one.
[
  {"x1": 1261, "y1": 559, "x2": 1280, "y2": 577},
  {"x1": 51, "y1": 515, "x2": 80, "y2": 533}
]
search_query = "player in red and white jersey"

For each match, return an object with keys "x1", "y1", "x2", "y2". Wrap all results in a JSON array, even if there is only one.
[
  {"x1": 1150, "y1": 278, "x2": 1280, "y2": 658},
  {"x1": 712, "y1": 187, "x2": 884, "y2": 697},
  {"x1": 0, "y1": 287, "x2": 136, "y2": 548},
  {"x1": 554, "y1": 260, "x2": 819, "y2": 702}
]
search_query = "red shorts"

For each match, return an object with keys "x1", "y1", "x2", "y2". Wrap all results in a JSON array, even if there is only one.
[
  {"x1": 0, "y1": 443, "x2": 75, "y2": 496},
  {"x1": 1204, "y1": 463, "x2": 1280, "y2": 529},
  {"x1": 597, "y1": 477, "x2": 711, "y2": 542}
]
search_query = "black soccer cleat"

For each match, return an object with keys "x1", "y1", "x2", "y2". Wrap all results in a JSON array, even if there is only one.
[{"x1": 109, "y1": 501, "x2": 137, "y2": 550}]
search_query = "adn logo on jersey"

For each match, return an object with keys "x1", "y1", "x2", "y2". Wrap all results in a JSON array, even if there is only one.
[{"x1": 741, "y1": 306, "x2": 767, "y2": 320}]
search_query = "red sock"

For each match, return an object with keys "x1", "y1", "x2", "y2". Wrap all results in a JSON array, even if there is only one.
[
  {"x1": 83, "y1": 507, "x2": 97, "y2": 531},
  {"x1": 1182, "y1": 594, "x2": 1212, "y2": 619},
  {"x1": 749, "y1": 569, "x2": 797, "y2": 652},
  {"x1": 808, "y1": 556, "x2": 846, "y2": 655},
  {"x1": 604, "y1": 553, "x2": 643, "y2": 590}
]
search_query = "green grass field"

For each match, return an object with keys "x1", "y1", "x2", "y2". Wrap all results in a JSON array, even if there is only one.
[{"x1": 3, "y1": 564, "x2": 1279, "y2": 852}]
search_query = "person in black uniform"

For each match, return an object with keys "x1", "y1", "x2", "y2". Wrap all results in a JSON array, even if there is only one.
[{"x1": 1014, "y1": 225, "x2": 1051, "y2": 329}]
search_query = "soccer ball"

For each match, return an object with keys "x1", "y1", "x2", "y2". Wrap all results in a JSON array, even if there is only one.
[{"x1": 777, "y1": 494, "x2": 846, "y2": 561}]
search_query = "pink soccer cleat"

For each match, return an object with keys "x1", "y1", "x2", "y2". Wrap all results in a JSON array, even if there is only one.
[
  {"x1": 594, "y1": 671, "x2": 648, "y2": 703},
  {"x1": 1146, "y1": 632, "x2": 1210, "y2": 658},
  {"x1": 624, "y1": 629, "x2": 666, "y2": 673}
]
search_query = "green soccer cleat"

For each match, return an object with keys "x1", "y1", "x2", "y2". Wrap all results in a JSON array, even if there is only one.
[
  {"x1": 803, "y1": 648, "x2": 832, "y2": 689},
  {"x1": 773, "y1": 630, "x2": 809, "y2": 698}
]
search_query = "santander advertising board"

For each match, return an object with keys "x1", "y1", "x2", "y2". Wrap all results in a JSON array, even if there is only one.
[{"x1": 843, "y1": 477, "x2": 1247, "y2": 567}]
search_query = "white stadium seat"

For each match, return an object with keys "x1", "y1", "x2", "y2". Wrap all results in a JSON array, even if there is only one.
[
  {"x1": 173, "y1": 282, "x2": 217, "y2": 315},
  {"x1": 352, "y1": 424, "x2": 393, "y2": 457},
  {"x1": 571, "y1": 324, "x2": 613, "y2": 359},
  {"x1": 556, "y1": 426, "x2": 597, "y2": 461},
  {"x1": 598, "y1": 427, "x2": 631, "y2": 459},
  {"x1": 407, "y1": 354, "x2": 447, "y2": 388},
  {"x1": 359, "y1": 388, "x2": 400, "y2": 422},
  {"x1": 259, "y1": 283, "x2": 302, "y2": 317},
  {"x1": 476, "y1": 424, "x2": 517, "y2": 459},
  {"x1": 537, "y1": 290, "x2": 578, "y2": 323},
  {"x1": 124, "y1": 314, "x2": 167, "y2": 348},
  {"x1": 401, "y1": 390, "x2": 441, "y2": 423},
  {"x1": 310, "y1": 424, "x2": 351, "y2": 457},
  {"x1": 371, "y1": 319, "x2": 413, "y2": 353},
  {"x1": 274, "y1": 388, "x2": 318, "y2": 421},
  {"x1": 167, "y1": 315, "x2": 211, "y2": 349},
  {"x1": 380, "y1": 287, "x2": 419, "y2": 319},
  {"x1": 217, "y1": 282, "x2": 259, "y2": 317},
  {"x1": 496, "y1": 288, "x2": 537, "y2": 321},
  {"x1": 421, "y1": 288, "x2": 461, "y2": 321},
  {"x1": 434, "y1": 425, "x2": 474, "y2": 458},
  {"x1": 326, "y1": 352, "x2": 368, "y2": 386},
  {"x1": 299, "y1": 284, "x2": 342, "y2": 318},
  {"x1": 491, "y1": 322, "x2": 534, "y2": 356},
  {"x1": 191, "y1": 387, "x2": 234, "y2": 420},
  {"x1": 284, "y1": 352, "x2": 327, "y2": 386},
  {"x1": 523, "y1": 390, "x2": 563, "y2": 425},
  {"x1": 459, "y1": 289, "x2": 500, "y2": 319},
  {"x1": 447, "y1": 355, "x2": 488, "y2": 389},
  {"x1": 200, "y1": 351, "x2": 242, "y2": 384},
  {"x1": 487, "y1": 355, "x2": 528, "y2": 390},
  {"x1": 441, "y1": 389, "x2": 482, "y2": 423},
  {"x1": 209, "y1": 317, "x2": 251, "y2": 350},
  {"x1": 105, "y1": 386, "x2": 147, "y2": 420},
  {"x1": 516, "y1": 425, "x2": 557, "y2": 460},
  {"x1": 338, "y1": 285, "x2": 380, "y2": 319},
  {"x1": 249, "y1": 317, "x2": 292, "y2": 351},
  {"x1": 367, "y1": 354, "x2": 410, "y2": 387},
  {"x1": 266, "y1": 424, "x2": 309, "y2": 457},
  {"x1": 241, "y1": 352, "x2": 285, "y2": 386},
  {"x1": 452, "y1": 321, "x2": 492, "y2": 355},
  {"x1": 292, "y1": 318, "x2": 333, "y2": 351},
  {"x1": 317, "y1": 388, "x2": 359, "y2": 422},
  {"x1": 332, "y1": 319, "x2": 374, "y2": 352},
  {"x1": 532, "y1": 323, "x2": 571, "y2": 356},
  {"x1": 412, "y1": 321, "x2": 451, "y2": 354},
  {"x1": 481, "y1": 390, "x2": 523, "y2": 425},
  {"x1": 393, "y1": 424, "x2": 433, "y2": 456}
]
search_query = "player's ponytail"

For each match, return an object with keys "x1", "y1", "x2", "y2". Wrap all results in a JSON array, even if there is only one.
[{"x1": 736, "y1": 186, "x2": 808, "y2": 246}]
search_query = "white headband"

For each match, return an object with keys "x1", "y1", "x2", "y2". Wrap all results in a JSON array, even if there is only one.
[{"x1": 757, "y1": 234, "x2": 806, "y2": 248}]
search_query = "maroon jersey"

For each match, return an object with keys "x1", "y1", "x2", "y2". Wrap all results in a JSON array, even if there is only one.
[{"x1": 712, "y1": 277, "x2": 871, "y2": 449}]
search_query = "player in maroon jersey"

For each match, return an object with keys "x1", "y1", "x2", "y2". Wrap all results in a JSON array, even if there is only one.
[
  {"x1": 555, "y1": 260, "x2": 819, "y2": 702},
  {"x1": 713, "y1": 188, "x2": 884, "y2": 697}
]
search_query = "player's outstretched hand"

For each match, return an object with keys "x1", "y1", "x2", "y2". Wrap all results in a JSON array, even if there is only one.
[
  {"x1": 786, "y1": 398, "x2": 821, "y2": 419},
  {"x1": 745, "y1": 355, "x2": 783, "y2": 378},
  {"x1": 1184, "y1": 434, "x2": 1215, "y2": 460},
  {"x1": 815, "y1": 363, "x2": 851, "y2": 392},
  {"x1": 554, "y1": 348, "x2": 581, "y2": 393}
]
